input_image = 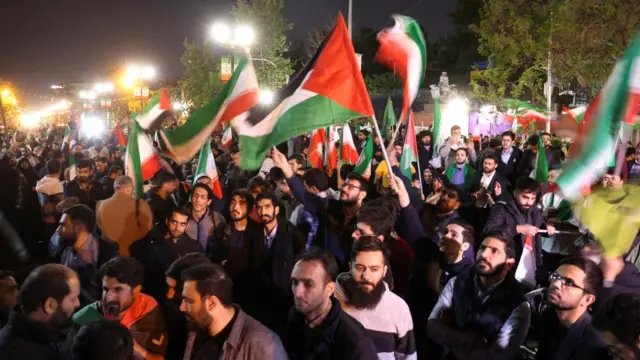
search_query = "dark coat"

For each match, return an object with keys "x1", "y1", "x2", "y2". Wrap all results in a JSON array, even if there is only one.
[
  {"x1": 63, "y1": 179, "x2": 108, "y2": 210},
  {"x1": 470, "y1": 171, "x2": 511, "y2": 202},
  {"x1": 535, "y1": 311, "x2": 609, "y2": 360},
  {"x1": 595, "y1": 261, "x2": 640, "y2": 311},
  {"x1": 284, "y1": 297, "x2": 378, "y2": 360},
  {"x1": 517, "y1": 149, "x2": 536, "y2": 179},
  {"x1": 0, "y1": 311, "x2": 73, "y2": 360},
  {"x1": 496, "y1": 147, "x2": 523, "y2": 185}
]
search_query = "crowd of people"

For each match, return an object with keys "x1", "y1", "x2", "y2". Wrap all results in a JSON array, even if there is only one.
[{"x1": 0, "y1": 119, "x2": 640, "y2": 360}]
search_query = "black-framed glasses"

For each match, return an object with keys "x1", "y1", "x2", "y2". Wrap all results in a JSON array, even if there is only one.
[
  {"x1": 548, "y1": 272, "x2": 590, "y2": 293},
  {"x1": 341, "y1": 183, "x2": 361, "y2": 191}
]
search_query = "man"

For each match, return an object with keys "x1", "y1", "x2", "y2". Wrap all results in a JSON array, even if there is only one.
[
  {"x1": 627, "y1": 146, "x2": 640, "y2": 181},
  {"x1": 427, "y1": 232, "x2": 531, "y2": 359},
  {"x1": 285, "y1": 249, "x2": 378, "y2": 359},
  {"x1": 468, "y1": 153, "x2": 509, "y2": 231},
  {"x1": 592, "y1": 293, "x2": 640, "y2": 360},
  {"x1": 439, "y1": 125, "x2": 477, "y2": 168},
  {"x1": 420, "y1": 184, "x2": 463, "y2": 240},
  {"x1": 417, "y1": 130, "x2": 434, "y2": 173},
  {"x1": 334, "y1": 237, "x2": 416, "y2": 359},
  {"x1": 64, "y1": 159, "x2": 108, "y2": 210},
  {"x1": 73, "y1": 257, "x2": 168, "y2": 360},
  {"x1": 131, "y1": 207, "x2": 204, "y2": 302},
  {"x1": 90, "y1": 139, "x2": 110, "y2": 159},
  {"x1": 602, "y1": 167, "x2": 625, "y2": 190},
  {"x1": 94, "y1": 156, "x2": 109, "y2": 180},
  {"x1": 534, "y1": 257, "x2": 608, "y2": 360},
  {"x1": 51, "y1": 204, "x2": 118, "y2": 305},
  {"x1": 146, "y1": 170, "x2": 179, "y2": 227},
  {"x1": 100, "y1": 165, "x2": 123, "y2": 197},
  {"x1": 375, "y1": 142, "x2": 415, "y2": 191},
  {"x1": 484, "y1": 176, "x2": 555, "y2": 288},
  {"x1": 35, "y1": 160, "x2": 65, "y2": 239},
  {"x1": 180, "y1": 264, "x2": 288, "y2": 359},
  {"x1": 0, "y1": 264, "x2": 81, "y2": 360},
  {"x1": 444, "y1": 148, "x2": 475, "y2": 193},
  {"x1": 96, "y1": 175, "x2": 153, "y2": 256},
  {"x1": 295, "y1": 168, "x2": 334, "y2": 248},
  {"x1": 253, "y1": 191, "x2": 305, "y2": 333},
  {"x1": 185, "y1": 184, "x2": 226, "y2": 252},
  {"x1": 0, "y1": 271, "x2": 19, "y2": 328},
  {"x1": 496, "y1": 131, "x2": 522, "y2": 185},
  {"x1": 288, "y1": 154, "x2": 305, "y2": 176},
  {"x1": 272, "y1": 147, "x2": 367, "y2": 269},
  {"x1": 72, "y1": 321, "x2": 134, "y2": 360},
  {"x1": 517, "y1": 135, "x2": 539, "y2": 179}
]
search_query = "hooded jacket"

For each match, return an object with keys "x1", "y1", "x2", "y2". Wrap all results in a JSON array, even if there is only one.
[{"x1": 35, "y1": 176, "x2": 64, "y2": 224}]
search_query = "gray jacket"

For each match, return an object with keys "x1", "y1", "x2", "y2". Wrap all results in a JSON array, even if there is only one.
[{"x1": 183, "y1": 308, "x2": 289, "y2": 360}]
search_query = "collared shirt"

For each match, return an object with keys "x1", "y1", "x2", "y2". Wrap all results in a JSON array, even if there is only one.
[
  {"x1": 501, "y1": 147, "x2": 513, "y2": 165},
  {"x1": 61, "y1": 234, "x2": 99, "y2": 269},
  {"x1": 186, "y1": 208, "x2": 214, "y2": 250},
  {"x1": 264, "y1": 224, "x2": 278, "y2": 250},
  {"x1": 480, "y1": 171, "x2": 496, "y2": 189},
  {"x1": 452, "y1": 165, "x2": 466, "y2": 186}
]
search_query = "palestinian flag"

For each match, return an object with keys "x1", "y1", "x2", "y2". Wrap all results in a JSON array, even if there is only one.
[
  {"x1": 161, "y1": 56, "x2": 259, "y2": 164},
  {"x1": 556, "y1": 31, "x2": 640, "y2": 200},
  {"x1": 308, "y1": 128, "x2": 327, "y2": 169},
  {"x1": 400, "y1": 112, "x2": 418, "y2": 179},
  {"x1": 113, "y1": 123, "x2": 127, "y2": 152},
  {"x1": 136, "y1": 89, "x2": 173, "y2": 131},
  {"x1": 221, "y1": 126, "x2": 233, "y2": 149},
  {"x1": 376, "y1": 15, "x2": 426, "y2": 123},
  {"x1": 381, "y1": 97, "x2": 396, "y2": 141},
  {"x1": 125, "y1": 121, "x2": 164, "y2": 199},
  {"x1": 354, "y1": 135, "x2": 373, "y2": 179},
  {"x1": 63, "y1": 126, "x2": 76, "y2": 147},
  {"x1": 563, "y1": 106, "x2": 587, "y2": 124},
  {"x1": 341, "y1": 124, "x2": 359, "y2": 164},
  {"x1": 195, "y1": 138, "x2": 223, "y2": 198},
  {"x1": 233, "y1": 14, "x2": 374, "y2": 169},
  {"x1": 67, "y1": 153, "x2": 77, "y2": 181},
  {"x1": 531, "y1": 134, "x2": 549, "y2": 182}
]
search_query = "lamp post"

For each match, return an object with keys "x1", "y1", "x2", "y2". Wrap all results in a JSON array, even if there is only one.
[
  {"x1": 210, "y1": 23, "x2": 255, "y2": 75},
  {"x1": 123, "y1": 65, "x2": 156, "y2": 113},
  {"x1": 0, "y1": 88, "x2": 17, "y2": 142}
]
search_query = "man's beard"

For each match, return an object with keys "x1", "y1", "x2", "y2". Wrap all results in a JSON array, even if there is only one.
[
  {"x1": 517, "y1": 202, "x2": 532, "y2": 214},
  {"x1": 169, "y1": 230, "x2": 184, "y2": 240},
  {"x1": 231, "y1": 211, "x2": 247, "y2": 221},
  {"x1": 76, "y1": 176, "x2": 90, "y2": 183},
  {"x1": 476, "y1": 259, "x2": 507, "y2": 277},
  {"x1": 483, "y1": 167, "x2": 495, "y2": 174},
  {"x1": 547, "y1": 293, "x2": 580, "y2": 312},
  {"x1": 436, "y1": 199, "x2": 454, "y2": 214},
  {"x1": 344, "y1": 276, "x2": 385, "y2": 310},
  {"x1": 260, "y1": 214, "x2": 275, "y2": 224},
  {"x1": 48, "y1": 306, "x2": 73, "y2": 330},
  {"x1": 59, "y1": 233, "x2": 77, "y2": 248},
  {"x1": 186, "y1": 306, "x2": 213, "y2": 331}
]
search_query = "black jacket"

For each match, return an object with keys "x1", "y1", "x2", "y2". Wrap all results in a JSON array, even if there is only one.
[
  {"x1": 535, "y1": 310, "x2": 609, "y2": 360},
  {"x1": 284, "y1": 297, "x2": 378, "y2": 360},
  {"x1": 595, "y1": 261, "x2": 640, "y2": 311},
  {"x1": 470, "y1": 171, "x2": 511, "y2": 201},
  {"x1": 63, "y1": 179, "x2": 108, "y2": 210},
  {"x1": 0, "y1": 311, "x2": 73, "y2": 360},
  {"x1": 496, "y1": 147, "x2": 522, "y2": 184}
]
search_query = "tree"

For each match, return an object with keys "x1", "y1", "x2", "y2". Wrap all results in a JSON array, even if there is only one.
[
  {"x1": 178, "y1": 39, "x2": 224, "y2": 110},
  {"x1": 232, "y1": 0, "x2": 294, "y2": 91},
  {"x1": 365, "y1": 73, "x2": 399, "y2": 96}
]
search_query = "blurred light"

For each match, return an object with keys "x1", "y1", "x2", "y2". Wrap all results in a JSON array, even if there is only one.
[
  {"x1": 1, "y1": 89, "x2": 17, "y2": 105},
  {"x1": 78, "y1": 90, "x2": 87, "y2": 98},
  {"x1": 103, "y1": 82, "x2": 115, "y2": 92},
  {"x1": 127, "y1": 65, "x2": 141, "y2": 78},
  {"x1": 234, "y1": 25, "x2": 255, "y2": 46},
  {"x1": 211, "y1": 23, "x2": 231, "y2": 44},
  {"x1": 141, "y1": 66, "x2": 155, "y2": 80},
  {"x1": 259, "y1": 90, "x2": 274, "y2": 105},
  {"x1": 94, "y1": 83, "x2": 104, "y2": 92},
  {"x1": 78, "y1": 90, "x2": 96, "y2": 100},
  {"x1": 443, "y1": 97, "x2": 470, "y2": 131},
  {"x1": 173, "y1": 102, "x2": 185, "y2": 110},
  {"x1": 51, "y1": 85, "x2": 63, "y2": 89},
  {"x1": 20, "y1": 113, "x2": 40, "y2": 128},
  {"x1": 94, "y1": 82, "x2": 115, "y2": 93},
  {"x1": 122, "y1": 76, "x2": 135, "y2": 89},
  {"x1": 81, "y1": 116, "x2": 106, "y2": 137},
  {"x1": 480, "y1": 104, "x2": 496, "y2": 114}
]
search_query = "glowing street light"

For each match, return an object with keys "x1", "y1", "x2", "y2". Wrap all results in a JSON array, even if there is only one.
[
  {"x1": 20, "y1": 113, "x2": 40, "y2": 128},
  {"x1": 94, "y1": 82, "x2": 114, "y2": 93},
  {"x1": 259, "y1": 90, "x2": 274, "y2": 105},
  {"x1": 210, "y1": 23, "x2": 231, "y2": 44},
  {"x1": 210, "y1": 22, "x2": 254, "y2": 47},
  {"x1": 234, "y1": 25, "x2": 255, "y2": 47},
  {"x1": 126, "y1": 65, "x2": 156, "y2": 80}
]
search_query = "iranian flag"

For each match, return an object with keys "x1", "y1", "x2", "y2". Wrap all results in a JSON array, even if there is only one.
[
  {"x1": 221, "y1": 126, "x2": 233, "y2": 149},
  {"x1": 376, "y1": 15, "x2": 426, "y2": 123},
  {"x1": 136, "y1": 89, "x2": 173, "y2": 131},
  {"x1": 400, "y1": 112, "x2": 418, "y2": 179},
  {"x1": 556, "y1": 31, "x2": 640, "y2": 200},
  {"x1": 63, "y1": 126, "x2": 76, "y2": 147},
  {"x1": 161, "y1": 56, "x2": 259, "y2": 164},
  {"x1": 125, "y1": 121, "x2": 164, "y2": 199},
  {"x1": 233, "y1": 14, "x2": 374, "y2": 169},
  {"x1": 354, "y1": 135, "x2": 373, "y2": 179},
  {"x1": 308, "y1": 128, "x2": 327, "y2": 169},
  {"x1": 195, "y1": 138, "x2": 223, "y2": 198},
  {"x1": 530, "y1": 134, "x2": 549, "y2": 183},
  {"x1": 327, "y1": 126, "x2": 340, "y2": 174},
  {"x1": 563, "y1": 106, "x2": 587, "y2": 124},
  {"x1": 68, "y1": 153, "x2": 77, "y2": 181},
  {"x1": 381, "y1": 97, "x2": 397, "y2": 141},
  {"x1": 341, "y1": 124, "x2": 359, "y2": 164}
]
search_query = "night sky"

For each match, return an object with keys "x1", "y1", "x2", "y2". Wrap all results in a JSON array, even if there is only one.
[{"x1": 0, "y1": 0, "x2": 454, "y2": 105}]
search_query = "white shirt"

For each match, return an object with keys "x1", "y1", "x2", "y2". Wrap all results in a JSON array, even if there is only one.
[
  {"x1": 501, "y1": 147, "x2": 513, "y2": 165},
  {"x1": 480, "y1": 171, "x2": 496, "y2": 189}
]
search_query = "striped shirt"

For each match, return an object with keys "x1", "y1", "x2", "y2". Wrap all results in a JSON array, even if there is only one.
[{"x1": 335, "y1": 274, "x2": 417, "y2": 360}]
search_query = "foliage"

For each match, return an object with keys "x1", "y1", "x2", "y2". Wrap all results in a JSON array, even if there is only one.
[
  {"x1": 364, "y1": 73, "x2": 399, "y2": 96},
  {"x1": 178, "y1": 39, "x2": 224, "y2": 110},
  {"x1": 232, "y1": 0, "x2": 294, "y2": 91},
  {"x1": 471, "y1": 0, "x2": 640, "y2": 104}
]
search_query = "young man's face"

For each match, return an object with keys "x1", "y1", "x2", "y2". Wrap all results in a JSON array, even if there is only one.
[
  {"x1": 455, "y1": 149, "x2": 467, "y2": 165},
  {"x1": 166, "y1": 211, "x2": 189, "y2": 239},
  {"x1": 256, "y1": 199, "x2": 278, "y2": 225},
  {"x1": 229, "y1": 195, "x2": 249, "y2": 221},
  {"x1": 483, "y1": 158, "x2": 497, "y2": 173},
  {"x1": 102, "y1": 276, "x2": 136, "y2": 315},
  {"x1": 602, "y1": 174, "x2": 623, "y2": 189},
  {"x1": 191, "y1": 187, "x2": 212, "y2": 212},
  {"x1": 502, "y1": 135, "x2": 513, "y2": 149},
  {"x1": 516, "y1": 190, "x2": 537, "y2": 210}
]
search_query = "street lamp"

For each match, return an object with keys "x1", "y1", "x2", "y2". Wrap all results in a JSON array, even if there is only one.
[
  {"x1": 0, "y1": 88, "x2": 17, "y2": 140},
  {"x1": 210, "y1": 22, "x2": 254, "y2": 78},
  {"x1": 124, "y1": 64, "x2": 156, "y2": 112}
]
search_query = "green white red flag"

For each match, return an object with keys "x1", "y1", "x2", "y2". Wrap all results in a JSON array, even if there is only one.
[
  {"x1": 234, "y1": 14, "x2": 374, "y2": 169},
  {"x1": 341, "y1": 124, "x2": 359, "y2": 165},
  {"x1": 381, "y1": 97, "x2": 397, "y2": 141},
  {"x1": 376, "y1": 15, "x2": 426, "y2": 123},
  {"x1": 195, "y1": 138, "x2": 223, "y2": 198},
  {"x1": 354, "y1": 135, "x2": 373, "y2": 179},
  {"x1": 556, "y1": 31, "x2": 640, "y2": 200},
  {"x1": 531, "y1": 134, "x2": 549, "y2": 183},
  {"x1": 400, "y1": 112, "x2": 418, "y2": 179},
  {"x1": 161, "y1": 56, "x2": 259, "y2": 164},
  {"x1": 221, "y1": 126, "x2": 233, "y2": 149},
  {"x1": 136, "y1": 89, "x2": 173, "y2": 131},
  {"x1": 308, "y1": 128, "x2": 327, "y2": 169},
  {"x1": 125, "y1": 121, "x2": 164, "y2": 199}
]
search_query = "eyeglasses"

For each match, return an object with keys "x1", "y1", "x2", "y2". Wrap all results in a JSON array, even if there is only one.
[
  {"x1": 341, "y1": 183, "x2": 361, "y2": 191},
  {"x1": 548, "y1": 272, "x2": 589, "y2": 293}
]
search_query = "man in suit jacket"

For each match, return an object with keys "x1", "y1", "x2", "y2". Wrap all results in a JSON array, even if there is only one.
[{"x1": 496, "y1": 131, "x2": 523, "y2": 185}]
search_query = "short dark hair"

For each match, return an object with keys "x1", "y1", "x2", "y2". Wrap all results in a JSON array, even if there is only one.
[
  {"x1": 247, "y1": 176, "x2": 271, "y2": 192},
  {"x1": 267, "y1": 167, "x2": 285, "y2": 183},
  {"x1": 19, "y1": 264, "x2": 77, "y2": 314},
  {"x1": 345, "y1": 172, "x2": 368, "y2": 192},
  {"x1": 76, "y1": 158, "x2": 93, "y2": 170},
  {"x1": 98, "y1": 257, "x2": 145, "y2": 289},
  {"x1": 107, "y1": 165, "x2": 123, "y2": 176},
  {"x1": 255, "y1": 192, "x2": 279, "y2": 209},
  {"x1": 351, "y1": 236, "x2": 390, "y2": 265},
  {"x1": 558, "y1": 256, "x2": 603, "y2": 295},
  {"x1": 191, "y1": 183, "x2": 213, "y2": 200},
  {"x1": 446, "y1": 218, "x2": 475, "y2": 245},
  {"x1": 442, "y1": 184, "x2": 461, "y2": 201},
  {"x1": 455, "y1": 147, "x2": 468, "y2": 156},
  {"x1": 302, "y1": 168, "x2": 329, "y2": 191},
  {"x1": 295, "y1": 249, "x2": 339, "y2": 284},
  {"x1": 46, "y1": 160, "x2": 61, "y2": 175},
  {"x1": 357, "y1": 200, "x2": 397, "y2": 239},
  {"x1": 170, "y1": 206, "x2": 191, "y2": 220},
  {"x1": 501, "y1": 131, "x2": 516, "y2": 141},
  {"x1": 481, "y1": 231, "x2": 517, "y2": 259},
  {"x1": 49, "y1": 150, "x2": 63, "y2": 160},
  {"x1": 0, "y1": 270, "x2": 14, "y2": 280},
  {"x1": 592, "y1": 293, "x2": 640, "y2": 349},
  {"x1": 229, "y1": 146, "x2": 240, "y2": 154},
  {"x1": 181, "y1": 264, "x2": 233, "y2": 307},
  {"x1": 289, "y1": 154, "x2": 304, "y2": 166},
  {"x1": 64, "y1": 204, "x2": 95, "y2": 233},
  {"x1": 165, "y1": 253, "x2": 211, "y2": 280},
  {"x1": 230, "y1": 189, "x2": 255, "y2": 209},
  {"x1": 483, "y1": 153, "x2": 499, "y2": 164},
  {"x1": 72, "y1": 321, "x2": 134, "y2": 360},
  {"x1": 515, "y1": 176, "x2": 540, "y2": 194},
  {"x1": 96, "y1": 156, "x2": 109, "y2": 164}
]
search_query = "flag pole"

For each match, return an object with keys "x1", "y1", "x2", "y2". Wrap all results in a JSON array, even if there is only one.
[{"x1": 371, "y1": 115, "x2": 395, "y2": 177}]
